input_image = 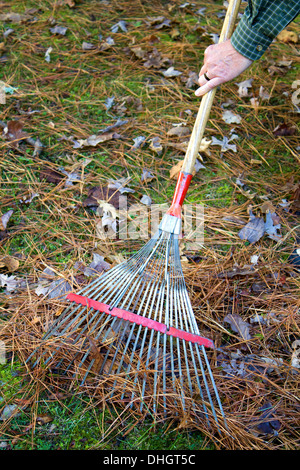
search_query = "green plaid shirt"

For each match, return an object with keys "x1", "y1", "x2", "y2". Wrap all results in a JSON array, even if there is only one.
[{"x1": 231, "y1": 0, "x2": 300, "y2": 60}]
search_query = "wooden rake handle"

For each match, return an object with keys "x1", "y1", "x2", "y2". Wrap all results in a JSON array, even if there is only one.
[{"x1": 181, "y1": 0, "x2": 242, "y2": 174}]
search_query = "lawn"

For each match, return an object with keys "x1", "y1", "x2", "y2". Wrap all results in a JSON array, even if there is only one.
[{"x1": 0, "y1": 0, "x2": 299, "y2": 450}]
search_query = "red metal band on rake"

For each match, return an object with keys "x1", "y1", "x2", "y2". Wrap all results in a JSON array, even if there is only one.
[
  {"x1": 167, "y1": 171, "x2": 193, "y2": 219},
  {"x1": 67, "y1": 292, "x2": 215, "y2": 349}
]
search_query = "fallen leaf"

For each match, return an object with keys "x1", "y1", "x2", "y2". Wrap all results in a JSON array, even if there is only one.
[
  {"x1": 250, "y1": 97, "x2": 259, "y2": 112},
  {"x1": 238, "y1": 211, "x2": 265, "y2": 244},
  {"x1": 99, "y1": 36, "x2": 115, "y2": 51},
  {"x1": 142, "y1": 47, "x2": 172, "y2": 69},
  {"x1": 250, "y1": 255, "x2": 259, "y2": 265},
  {"x1": 183, "y1": 71, "x2": 199, "y2": 89},
  {"x1": 130, "y1": 46, "x2": 146, "y2": 59},
  {"x1": 222, "y1": 110, "x2": 242, "y2": 124},
  {"x1": 19, "y1": 192, "x2": 39, "y2": 204},
  {"x1": 222, "y1": 215, "x2": 245, "y2": 225},
  {"x1": 50, "y1": 25, "x2": 68, "y2": 35},
  {"x1": 268, "y1": 65, "x2": 289, "y2": 76},
  {"x1": 95, "y1": 199, "x2": 119, "y2": 239},
  {"x1": 218, "y1": 264, "x2": 255, "y2": 278},
  {"x1": 277, "y1": 58, "x2": 293, "y2": 67},
  {"x1": 291, "y1": 340, "x2": 300, "y2": 369},
  {"x1": 259, "y1": 86, "x2": 270, "y2": 101},
  {"x1": 45, "y1": 46, "x2": 52, "y2": 62},
  {"x1": 72, "y1": 131, "x2": 121, "y2": 148},
  {"x1": 0, "y1": 210, "x2": 13, "y2": 231},
  {"x1": 169, "y1": 157, "x2": 205, "y2": 180},
  {"x1": 82, "y1": 41, "x2": 96, "y2": 50},
  {"x1": 36, "y1": 414, "x2": 53, "y2": 425},
  {"x1": 146, "y1": 16, "x2": 171, "y2": 29},
  {"x1": 111, "y1": 20, "x2": 127, "y2": 33},
  {"x1": 58, "y1": 167, "x2": 82, "y2": 187},
  {"x1": 78, "y1": 253, "x2": 111, "y2": 277},
  {"x1": 145, "y1": 16, "x2": 165, "y2": 25},
  {"x1": 0, "y1": 404, "x2": 19, "y2": 421},
  {"x1": 149, "y1": 136, "x2": 163, "y2": 154},
  {"x1": 3, "y1": 28, "x2": 14, "y2": 38},
  {"x1": 170, "y1": 28, "x2": 180, "y2": 39},
  {"x1": 221, "y1": 98, "x2": 235, "y2": 108},
  {"x1": 167, "y1": 125, "x2": 190, "y2": 137},
  {"x1": 162, "y1": 66, "x2": 182, "y2": 77},
  {"x1": 0, "y1": 255, "x2": 19, "y2": 272},
  {"x1": 154, "y1": 18, "x2": 171, "y2": 29},
  {"x1": 141, "y1": 168, "x2": 154, "y2": 182},
  {"x1": 235, "y1": 78, "x2": 253, "y2": 97},
  {"x1": 3, "y1": 120, "x2": 28, "y2": 146},
  {"x1": 87, "y1": 337, "x2": 104, "y2": 373},
  {"x1": 140, "y1": 194, "x2": 152, "y2": 206},
  {"x1": 211, "y1": 134, "x2": 238, "y2": 152},
  {"x1": 131, "y1": 136, "x2": 146, "y2": 150},
  {"x1": 224, "y1": 314, "x2": 251, "y2": 341},
  {"x1": 252, "y1": 402, "x2": 281, "y2": 436},
  {"x1": 39, "y1": 168, "x2": 63, "y2": 185},
  {"x1": 108, "y1": 177, "x2": 135, "y2": 194},
  {"x1": 273, "y1": 122, "x2": 297, "y2": 137},
  {"x1": 83, "y1": 184, "x2": 125, "y2": 209},
  {"x1": 277, "y1": 29, "x2": 298, "y2": 43},
  {"x1": 0, "y1": 274, "x2": 20, "y2": 292},
  {"x1": 104, "y1": 95, "x2": 115, "y2": 111},
  {"x1": 144, "y1": 34, "x2": 160, "y2": 45},
  {"x1": 264, "y1": 211, "x2": 281, "y2": 241},
  {"x1": 0, "y1": 12, "x2": 33, "y2": 23},
  {"x1": 194, "y1": 159, "x2": 206, "y2": 171},
  {"x1": 96, "y1": 199, "x2": 118, "y2": 219},
  {"x1": 35, "y1": 271, "x2": 72, "y2": 299}
]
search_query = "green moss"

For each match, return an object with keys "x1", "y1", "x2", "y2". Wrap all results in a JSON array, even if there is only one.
[
  {"x1": 0, "y1": 361, "x2": 212, "y2": 450},
  {"x1": 0, "y1": 363, "x2": 23, "y2": 400}
]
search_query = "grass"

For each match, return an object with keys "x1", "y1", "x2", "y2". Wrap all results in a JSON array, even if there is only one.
[{"x1": 0, "y1": 0, "x2": 299, "y2": 451}]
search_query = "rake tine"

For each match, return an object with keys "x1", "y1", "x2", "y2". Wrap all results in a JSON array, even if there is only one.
[
  {"x1": 75, "y1": 238, "x2": 172, "y2": 385},
  {"x1": 178, "y1": 256, "x2": 227, "y2": 427},
  {"x1": 152, "y1": 234, "x2": 173, "y2": 413},
  {"x1": 103, "y1": 235, "x2": 168, "y2": 389},
  {"x1": 119, "y1": 234, "x2": 170, "y2": 407},
  {"x1": 56, "y1": 309, "x2": 110, "y2": 374},
  {"x1": 109, "y1": 243, "x2": 165, "y2": 398},
  {"x1": 73, "y1": 243, "x2": 165, "y2": 382},
  {"x1": 162, "y1": 234, "x2": 172, "y2": 413},
  {"x1": 177, "y1": 266, "x2": 220, "y2": 426}
]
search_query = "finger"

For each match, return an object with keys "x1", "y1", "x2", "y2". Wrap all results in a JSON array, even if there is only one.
[
  {"x1": 198, "y1": 73, "x2": 211, "y2": 87},
  {"x1": 195, "y1": 76, "x2": 223, "y2": 97},
  {"x1": 199, "y1": 64, "x2": 206, "y2": 77}
]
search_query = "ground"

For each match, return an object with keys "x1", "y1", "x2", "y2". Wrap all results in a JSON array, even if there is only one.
[{"x1": 0, "y1": 0, "x2": 299, "y2": 451}]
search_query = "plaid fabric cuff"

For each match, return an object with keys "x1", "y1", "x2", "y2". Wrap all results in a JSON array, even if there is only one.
[{"x1": 231, "y1": 16, "x2": 273, "y2": 61}]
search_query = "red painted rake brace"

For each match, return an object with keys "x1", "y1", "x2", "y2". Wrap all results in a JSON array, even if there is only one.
[
  {"x1": 167, "y1": 171, "x2": 193, "y2": 219},
  {"x1": 66, "y1": 292, "x2": 215, "y2": 349}
]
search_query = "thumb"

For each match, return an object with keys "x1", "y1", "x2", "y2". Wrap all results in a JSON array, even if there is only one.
[{"x1": 195, "y1": 76, "x2": 223, "y2": 97}]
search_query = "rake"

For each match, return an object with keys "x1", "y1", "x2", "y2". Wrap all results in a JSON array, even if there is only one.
[{"x1": 27, "y1": 0, "x2": 241, "y2": 431}]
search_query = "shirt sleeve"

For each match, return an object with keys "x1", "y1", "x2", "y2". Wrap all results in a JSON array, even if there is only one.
[{"x1": 231, "y1": 0, "x2": 300, "y2": 61}]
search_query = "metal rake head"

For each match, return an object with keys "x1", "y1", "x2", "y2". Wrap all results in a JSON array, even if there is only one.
[{"x1": 27, "y1": 218, "x2": 227, "y2": 431}]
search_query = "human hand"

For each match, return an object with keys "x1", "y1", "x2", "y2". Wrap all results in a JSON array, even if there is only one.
[{"x1": 195, "y1": 39, "x2": 253, "y2": 96}]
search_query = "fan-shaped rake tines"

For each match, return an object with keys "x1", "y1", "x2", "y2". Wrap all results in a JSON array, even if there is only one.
[{"x1": 27, "y1": 222, "x2": 227, "y2": 431}]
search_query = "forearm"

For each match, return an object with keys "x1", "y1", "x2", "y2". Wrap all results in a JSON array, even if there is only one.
[{"x1": 231, "y1": 0, "x2": 300, "y2": 61}]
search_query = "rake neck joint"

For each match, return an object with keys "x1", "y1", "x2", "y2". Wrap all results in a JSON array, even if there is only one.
[{"x1": 167, "y1": 171, "x2": 193, "y2": 219}]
